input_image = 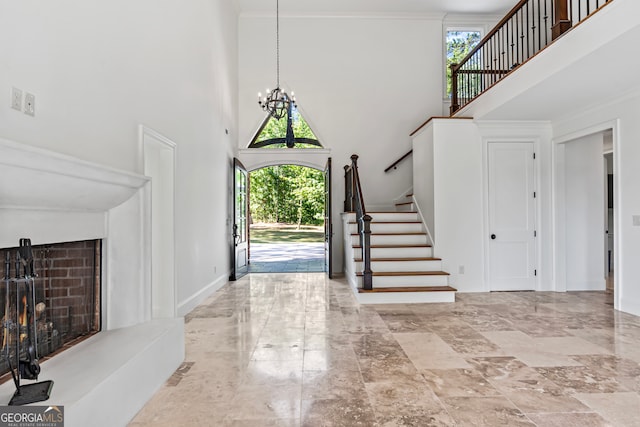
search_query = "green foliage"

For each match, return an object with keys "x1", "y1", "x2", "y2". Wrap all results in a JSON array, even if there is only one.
[
  {"x1": 250, "y1": 165, "x2": 325, "y2": 226},
  {"x1": 446, "y1": 31, "x2": 481, "y2": 97}
]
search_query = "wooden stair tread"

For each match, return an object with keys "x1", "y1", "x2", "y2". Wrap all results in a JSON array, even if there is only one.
[
  {"x1": 348, "y1": 221, "x2": 421, "y2": 224},
  {"x1": 395, "y1": 202, "x2": 414, "y2": 206},
  {"x1": 353, "y1": 244, "x2": 432, "y2": 249},
  {"x1": 356, "y1": 271, "x2": 450, "y2": 277},
  {"x1": 358, "y1": 286, "x2": 457, "y2": 294},
  {"x1": 354, "y1": 257, "x2": 441, "y2": 262},
  {"x1": 351, "y1": 211, "x2": 418, "y2": 215},
  {"x1": 350, "y1": 232, "x2": 426, "y2": 236}
]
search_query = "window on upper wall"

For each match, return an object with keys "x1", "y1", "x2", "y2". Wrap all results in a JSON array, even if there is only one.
[{"x1": 445, "y1": 29, "x2": 482, "y2": 99}]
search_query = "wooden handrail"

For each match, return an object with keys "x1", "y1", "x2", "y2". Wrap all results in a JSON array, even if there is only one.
[
  {"x1": 450, "y1": 0, "x2": 613, "y2": 115},
  {"x1": 344, "y1": 155, "x2": 372, "y2": 290},
  {"x1": 384, "y1": 150, "x2": 413, "y2": 173}
]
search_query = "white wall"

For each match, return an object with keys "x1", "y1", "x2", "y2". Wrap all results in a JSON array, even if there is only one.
[
  {"x1": 411, "y1": 120, "x2": 554, "y2": 293},
  {"x1": 412, "y1": 123, "x2": 435, "y2": 239},
  {"x1": 0, "y1": 0, "x2": 239, "y2": 316},
  {"x1": 431, "y1": 120, "x2": 484, "y2": 292},
  {"x1": 554, "y1": 95, "x2": 640, "y2": 315},
  {"x1": 239, "y1": 13, "x2": 445, "y2": 272},
  {"x1": 563, "y1": 133, "x2": 605, "y2": 291}
]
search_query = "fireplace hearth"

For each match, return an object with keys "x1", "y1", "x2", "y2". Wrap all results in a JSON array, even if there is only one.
[{"x1": 0, "y1": 240, "x2": 101, "y2": 383}]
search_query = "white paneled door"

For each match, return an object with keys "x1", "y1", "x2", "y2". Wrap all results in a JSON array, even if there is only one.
[{"x1": 488, "y1": 142, "x2": 536, "y2": 291}]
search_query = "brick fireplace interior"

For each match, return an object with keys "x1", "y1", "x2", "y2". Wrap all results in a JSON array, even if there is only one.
[{"x1": 0, "y1": 240, "x2": 101, "y2": 382}]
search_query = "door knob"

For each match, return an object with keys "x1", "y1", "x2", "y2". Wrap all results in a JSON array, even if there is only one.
[{"x1": 491, "y1": 234, "x2": 496, "y2": 240}]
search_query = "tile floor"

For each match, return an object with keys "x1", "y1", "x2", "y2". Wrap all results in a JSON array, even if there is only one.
[{"x1": 130, "y1": 273, "x2": 640, "y2": 426}]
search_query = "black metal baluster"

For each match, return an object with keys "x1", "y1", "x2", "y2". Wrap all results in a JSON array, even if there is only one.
[
  {"x1": 543, "y1": 0, "x2": 549, "y2": 46},
  {"x1": 526, "y1": 0, "x2": 530, "y2": 59}
]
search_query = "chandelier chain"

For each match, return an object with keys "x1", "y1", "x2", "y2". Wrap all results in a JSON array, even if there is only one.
[{"x1": 276, "y1": 0, "x2": 280, "y2": 88}]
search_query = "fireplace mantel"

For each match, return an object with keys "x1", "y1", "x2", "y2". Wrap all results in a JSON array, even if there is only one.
[
  {"x1": 0, "y1": 138, "x2": 183, "y2": 425},
  {"x1": 0, "y1": 137, "x2": 147, "y2": 214}
]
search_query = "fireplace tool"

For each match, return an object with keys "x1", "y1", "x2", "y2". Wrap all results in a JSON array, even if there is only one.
[{"x1": 3, "y1": 238, "x2": 54, "y2": 405}]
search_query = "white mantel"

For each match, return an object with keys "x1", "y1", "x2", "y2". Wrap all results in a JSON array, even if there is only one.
[{"x1": 0, "y1": 138, "x2": 183, "y2": 426}]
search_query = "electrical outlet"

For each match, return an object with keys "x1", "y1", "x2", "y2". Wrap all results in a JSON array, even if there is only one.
[
  {"x1": 24, "y1": 93, "x2": 35, "y2": 116},
  {"x1": 458, "y1": 265, "x2": 465, "y2": 274},
  {"x1": 11, "y1": 87, "x2": 22, "y2": 111}
]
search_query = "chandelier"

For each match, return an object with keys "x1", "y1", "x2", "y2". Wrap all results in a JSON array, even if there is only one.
[{"x1": 258, "y1": 0, "x2": 296, "y2": 120}]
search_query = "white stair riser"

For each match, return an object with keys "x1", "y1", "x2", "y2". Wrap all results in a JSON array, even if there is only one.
[
  {"x1": 356, "y1": 291, "x2": 455, "y2": 304},
  {"x1": 357, "y1": 275, "x2": 449, "y2": 287},
  {"x1": 355, "y1": 260, "x2": 442, "y2": 272},
  {"x1": 364, "y1": 246, "x2": 433, "y2": 258},
  {"x1": 351, "y1": 234, "x2": 428, "y2": 245},
  {"x1": 368, "y1": 212, "x2": 419, "y2": 222},
  {"x1": 348, "y1": 223, "x2": 423, "y2": 234},
  {"x1": 395, "y1": 203, "x2": 415, "y2": 212}
]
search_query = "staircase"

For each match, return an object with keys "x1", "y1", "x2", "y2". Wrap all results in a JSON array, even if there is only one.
[{"x1": 343, "y1": 195, "x2": 456, "y2": 304}]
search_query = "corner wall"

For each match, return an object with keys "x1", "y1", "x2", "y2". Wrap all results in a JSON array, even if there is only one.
[
  {"x1": 554, "y1": 94, "x2": 640, "y2": 316},
  {"x1": 0, "y1": 0, "x2": 239, "y2": 317}
]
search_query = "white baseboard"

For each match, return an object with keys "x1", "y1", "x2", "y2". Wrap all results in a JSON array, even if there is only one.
[
  {"x1": 177, "y1": 272, "x2": 229, "y2": 317},
  {"x1": 566, "y1": 279, "x2": 606, "y2": 291}
]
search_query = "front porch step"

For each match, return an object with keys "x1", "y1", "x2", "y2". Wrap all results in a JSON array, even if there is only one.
[
  {"x1": 356, "y1": 270, "x2": 449, "y2": 287},
  {"x1": 355, "y1": 257, "x2": 443, "y2": 272},
  {"x1": 350, "y1": 233, "x2": 428, "y2": 245},
  {"x1": 353, "y1": 244, "x2": 433, "y2": 258},
  {"x1": 348, "y1": 221, "x2": 423, "y2": 234},
  {"x1": 355, "y1": 286, "x2": 456, "y2": 304}
]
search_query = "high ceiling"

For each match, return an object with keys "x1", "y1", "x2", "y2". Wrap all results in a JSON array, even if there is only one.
[{"x1": 235, "y1": 0, "x2": 518, "y2": 16}]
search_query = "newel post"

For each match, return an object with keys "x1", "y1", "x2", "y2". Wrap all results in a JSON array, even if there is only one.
[
  {"x1": 361, "y1": 214, "x2": 373, "y2": 291},
  {"x1": 552, "y1": 0, "x2": 572, "y2": 40},
  {"x1": 449, "y1": 63, "x2": 460, "y2": 115},
  {"x1": 344, "y1": 165, "x2": 351, "y2": 212},
  {"x1": 350, "y1": 155, "x2": 358, "y2": 211}
]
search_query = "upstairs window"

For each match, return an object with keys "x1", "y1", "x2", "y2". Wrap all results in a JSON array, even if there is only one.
[{"x1": 446, "y1": 29, "x2": 482, "y2": 98}]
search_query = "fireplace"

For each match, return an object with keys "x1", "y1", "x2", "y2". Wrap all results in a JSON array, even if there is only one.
[
  {"x1": 0, "y1": 137, "x2": 184, "y2": 425},
  {"x1": 0, "y1": 240, "x2": 101, "y2": 382}
]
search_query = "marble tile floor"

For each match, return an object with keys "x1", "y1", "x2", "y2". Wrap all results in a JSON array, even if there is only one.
[{"x1": 130, "y1": 273, "x2": 640, "y2": 426}]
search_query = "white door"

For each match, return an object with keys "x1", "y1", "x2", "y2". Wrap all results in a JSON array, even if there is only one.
[{"x1": 488, "y1": 142, "x2": 536, "y2": 291}]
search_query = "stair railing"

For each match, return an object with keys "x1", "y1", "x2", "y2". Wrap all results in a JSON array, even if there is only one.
[
  {"x1": 384, "y1": 150, "x2": 413, "y2": 173},
  {"x1": 450, "y1": 0, "x2": 613, "y2": 114},
  {"x1": 344, "y1": 155, "x2": 373, "y2": 290}
]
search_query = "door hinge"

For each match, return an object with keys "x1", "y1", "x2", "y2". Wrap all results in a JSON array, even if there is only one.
[
  {"x1": 534, "y1": 269, "x2": 537, "y2": 276},
  {"x1": 533, "y1": 152, "x2": 536, "y2": 160},
  {"x1": 534, "y1": 230, "x2": 537, "y2": 237},
  {"x1": 533, "y1": 191, "x2": 536, "y2": 198}
]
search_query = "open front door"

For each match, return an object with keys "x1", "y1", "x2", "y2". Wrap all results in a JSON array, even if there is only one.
[
  {"x1": 324, "y1": 158, "x2": 333, "y2": 278},
  {"x1": 230, "y1": 158, "x2": 249, "y2": 281}
]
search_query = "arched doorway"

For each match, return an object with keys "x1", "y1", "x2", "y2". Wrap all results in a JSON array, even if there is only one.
[{"x1": 246, "y1": 162, "x2": 331, "y2": 275}]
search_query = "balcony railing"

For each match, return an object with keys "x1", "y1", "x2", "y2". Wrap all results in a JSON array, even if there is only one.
[{"x1": 450, "y1": 0, "x2": 613, "y2": 114}]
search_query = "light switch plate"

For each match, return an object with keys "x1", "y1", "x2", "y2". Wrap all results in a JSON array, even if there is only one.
[{"x1": 633, "y1": 215, "x2": 640, "y2": 226}]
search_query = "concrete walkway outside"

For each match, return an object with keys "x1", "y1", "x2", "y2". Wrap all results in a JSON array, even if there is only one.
[{"x1": 248, "y1": 242, "x2": 325, "y2": 273}]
